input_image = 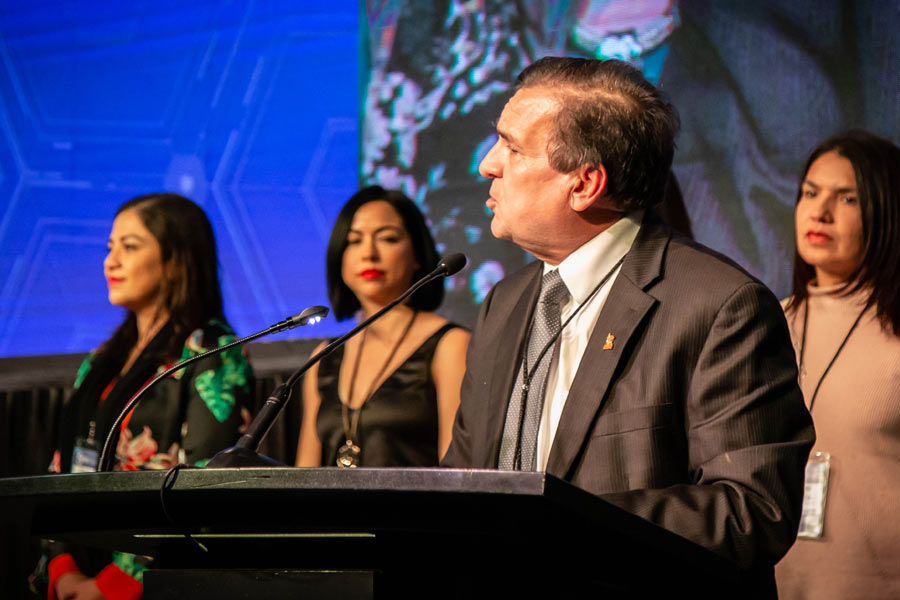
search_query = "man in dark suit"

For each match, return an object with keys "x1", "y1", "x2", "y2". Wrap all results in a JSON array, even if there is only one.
[{"x1": 442, "y1": 57, "x2": 814, "y2": 579}]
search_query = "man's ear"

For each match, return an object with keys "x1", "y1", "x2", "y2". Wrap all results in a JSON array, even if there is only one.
[{"x1": 570, "y1": 164, "x2": 608, "y2": 212}]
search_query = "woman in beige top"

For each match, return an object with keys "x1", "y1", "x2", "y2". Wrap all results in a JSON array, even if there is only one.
[{"x1": 776, "y1": 131, "x2": 900, "y2": 599}]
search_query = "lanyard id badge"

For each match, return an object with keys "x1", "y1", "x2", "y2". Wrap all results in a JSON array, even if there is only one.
[
  {"x1": 797, "y1": 451, "x2": 831, "y2": 538},
  {"x1": 71, "y1": 421, "x2": 100, "y2": 473}
]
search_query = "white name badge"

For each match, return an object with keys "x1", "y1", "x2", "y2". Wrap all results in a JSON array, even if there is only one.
[{"x1": 797, "y1": 451, "x2": 831, "y2": 539}]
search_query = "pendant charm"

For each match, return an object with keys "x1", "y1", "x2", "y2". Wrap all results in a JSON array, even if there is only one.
[{"x1": 336, "y1": 439, "x2": 361, "y2": 468}]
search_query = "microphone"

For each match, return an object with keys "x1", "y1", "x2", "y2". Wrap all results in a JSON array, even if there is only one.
[
  {"x1": 96, "y1": 305, "x2": 329, "y2": 472},
  {"x1": 206, "y1": 253, "x2": 468, "y2": 468},
  {"x1": 437, "y1": 252, "x2": 467, "y2": 276}
]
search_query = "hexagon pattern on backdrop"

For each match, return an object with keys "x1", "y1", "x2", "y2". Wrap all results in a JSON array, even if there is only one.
[{"x1": 0, "y1": 2, "x2": 359, "y2": 357}]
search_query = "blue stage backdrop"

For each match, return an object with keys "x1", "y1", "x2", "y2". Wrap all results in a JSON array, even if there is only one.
[
  {"x1": 2, "y1": 1, "x2": 900, "y2": 359},
  {"x1": 0, "y1": 1, "x2": 360, "y2": 357}
]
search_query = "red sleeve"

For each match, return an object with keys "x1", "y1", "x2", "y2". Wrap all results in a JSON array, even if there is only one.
[
  {"x1": 95, "y1": 562, "x2": 143, "y2": 600},
  {"x1": 47, "y1": 554, "x2": 80, "y2": 600}
]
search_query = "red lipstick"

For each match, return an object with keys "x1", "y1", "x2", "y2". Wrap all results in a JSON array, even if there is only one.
[
  {"x1": 360, "y1": 269, "x2": 384, "y2": 280},
  {"x1": 806, "y1": 231, "x2": 831, "y2": 244}
]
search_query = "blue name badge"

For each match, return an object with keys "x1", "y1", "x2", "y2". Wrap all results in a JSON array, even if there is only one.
[{"x1": 71, "y1": 438, "x2": 100, "y2": 473}]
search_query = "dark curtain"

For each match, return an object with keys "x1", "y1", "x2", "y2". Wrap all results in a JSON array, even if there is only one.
[
  {"x1": 0, "y1": 364, "x2": 307, "y2": 599},
  {"x1": 1, "y1": 387, "x2": 69, "y2": 599}
]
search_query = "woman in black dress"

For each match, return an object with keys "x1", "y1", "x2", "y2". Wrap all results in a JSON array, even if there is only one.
[{"x1": 295, "y1": 186, "x2": 468, "y2": 468}]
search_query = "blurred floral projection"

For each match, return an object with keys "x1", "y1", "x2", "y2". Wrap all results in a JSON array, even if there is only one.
[
  {"x1": 361, "y1": 0, "x2": 679, "y2": 326},
  {"x1": 361, "y1": 0, "x2": 900, "y2": 328}
]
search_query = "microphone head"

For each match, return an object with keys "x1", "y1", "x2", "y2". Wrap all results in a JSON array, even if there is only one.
[
  {"x1": 297, "y1": 305, "x2": 329, "y2": 325},
  {"x1": 438, "y1": 253, "x2": 467, "y2": 276},
  {"x1": 282, "y1": 305, "x2": 330, "y2": 330}
]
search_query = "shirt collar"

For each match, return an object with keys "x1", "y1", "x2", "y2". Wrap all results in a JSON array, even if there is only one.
[{"x1": 543, "y1": 211, "x2": 643, "y2": 304}]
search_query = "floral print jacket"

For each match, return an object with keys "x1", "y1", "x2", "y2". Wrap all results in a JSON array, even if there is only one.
[{"x1": 39, "y1": 319, "x2": 253, "y2": 600}]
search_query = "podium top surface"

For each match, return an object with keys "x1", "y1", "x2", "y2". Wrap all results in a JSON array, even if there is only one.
[
  {"x1": 0, "y1": 467, "x2": 741, "y2": 585},
  {"x1": 2, "y1": 468, "x2": 647, "y2": 541},
  {"x1": 2, "y1": 467, "x2": 551, "y2": 497}
]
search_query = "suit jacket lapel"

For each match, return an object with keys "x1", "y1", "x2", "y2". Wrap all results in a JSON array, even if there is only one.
[
  {"x1": 479, "y1": 261, "x2": 543, "y2": 467},
  {"x1": 545, "y1": 221, "x2": 670, "y2": 478}
]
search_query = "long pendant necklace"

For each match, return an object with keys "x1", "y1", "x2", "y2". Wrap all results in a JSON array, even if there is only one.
[{"x1": 337, "y1": 309, "x2": 418, "y2": 468}]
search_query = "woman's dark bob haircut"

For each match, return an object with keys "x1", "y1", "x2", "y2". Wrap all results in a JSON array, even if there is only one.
[
  {"x1": 787, "y1": 130, "x2": 900, "y2": 335},
  {"x1": 102, "y1": 192, "x2": 223, "y2": 364},
  {"x1": 327, "y1": 186, "x2": 443, "y2": 321}
]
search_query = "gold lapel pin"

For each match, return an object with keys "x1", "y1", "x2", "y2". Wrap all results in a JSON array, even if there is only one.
[{"x1": 603, "y1": 333, "x2": 615, "y2": 350}]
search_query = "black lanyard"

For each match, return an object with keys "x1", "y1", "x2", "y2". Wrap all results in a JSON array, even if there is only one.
[
  {"x1": 798, "y1": 299, "x2": 866, "y2": 412},
  {"x1": 511, "y1": 254, "x2": 626, "y2": 468}
]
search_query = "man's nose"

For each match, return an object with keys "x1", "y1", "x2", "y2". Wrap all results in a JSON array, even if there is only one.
[{"x1": 478, "y1": 140, "x2": 502, "y2": 179}]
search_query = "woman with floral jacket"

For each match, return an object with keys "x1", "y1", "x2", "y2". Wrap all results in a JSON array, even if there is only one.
[{"x1": 37, "y1": 193, "x2": 252, "y2": 600}]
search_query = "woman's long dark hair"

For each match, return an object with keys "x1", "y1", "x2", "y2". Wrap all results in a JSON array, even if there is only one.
[
  {"x1": 100, "y1": 193, "x2": 223, "y2": 369},
  {"x1": 326, "y1": 186, "x2": 443, "y2": 321},
  {"x1": 787, "y1": 130, "x2": 900, "y2": 335}
]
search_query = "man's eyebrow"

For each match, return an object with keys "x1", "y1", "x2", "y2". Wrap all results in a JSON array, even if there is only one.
[
  {"x1": 490, "y1": 119, "x2": 511, "y2": 140},
  {"x1": 495, "y1": 125, "x2": 516, "y2": 145}
]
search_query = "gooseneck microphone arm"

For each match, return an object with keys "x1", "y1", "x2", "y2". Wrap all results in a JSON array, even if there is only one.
[
  {"x1": 286, "y1": 253, "x2": 466, "y2": 392},
  {"x1": 96, "y1": 305, "x2": 329, "y2": 472},
  {"x1": 206, "y1": 252, "x2": 468, "y2": 468}
]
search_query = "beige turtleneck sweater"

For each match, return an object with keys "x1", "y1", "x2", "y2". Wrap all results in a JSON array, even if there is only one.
[{"x1": 776, "y1": 283, "x2": 900, "y2": 599}]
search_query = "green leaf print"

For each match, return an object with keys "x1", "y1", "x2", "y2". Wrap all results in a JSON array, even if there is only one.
[
  {"x1": 73, "y1": 354, "x2": 95, "y2": 389},
  {"x1": 111, "y1": 551, "x2": 147, "y2": 582},
  {"x1": 194, "y1": 339, "x2": 248, "y2": 423}
]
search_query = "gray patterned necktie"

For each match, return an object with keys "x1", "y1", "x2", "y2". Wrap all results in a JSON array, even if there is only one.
[{"x1": 498, "y1": 269, "x2": 570, "y2": 471}]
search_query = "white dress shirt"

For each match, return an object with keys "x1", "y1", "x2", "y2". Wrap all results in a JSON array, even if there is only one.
[{"x1": 535, "y1": 212, "x2": 643, "y2": 471}]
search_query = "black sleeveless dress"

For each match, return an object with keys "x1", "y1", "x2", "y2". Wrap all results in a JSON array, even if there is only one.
[{"x1": 315, "y1": 323, "x2": 461, "y2": 467}]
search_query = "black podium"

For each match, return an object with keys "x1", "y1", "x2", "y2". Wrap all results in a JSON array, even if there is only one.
[{"x1": 1, "y1": 468, "x2": 750, "y2": 598}]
